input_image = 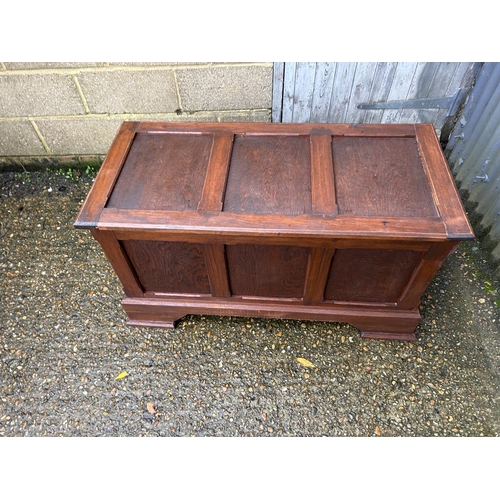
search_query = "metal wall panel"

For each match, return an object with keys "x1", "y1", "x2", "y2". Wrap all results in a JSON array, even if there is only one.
[{"x1": 445, "y1": 63, "x2": 500, "y2": 273}]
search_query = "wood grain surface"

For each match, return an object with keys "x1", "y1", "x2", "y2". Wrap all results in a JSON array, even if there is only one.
[
  {"x1": 333, "y1": 136, "x2": 438, "y2": 218},
  {"x1": 415, "y1": 124, "x2": 475, "y2": 238},
  {"x1": 223, "y1": 135, "x2": 312, "y2": 215},
  {"x1": 121, "y1": 240, "x2": 211, "y2": 294},
  {"x1": 75, "y1": 121, "x2": 137, "y2": 227},
  {"x1": 226, "y1": 244, "x2": 309, "y2": 298},
  {"x1": 99, "y1": 208, "x2": 448, "y2": 242},
  {"x1": 324, "y1": 248, "x2": 424, "y2": 303},
  {"x1": 197, "y1": 134, "x2": 234, "y2": 212},
  {"x1": 76, "y1": 122, "x2": 475, "y2": 341},
  {"x1": 310, "y1": 132, "x2": 337, "y2": 215},
  {"x1": 107, "y1": 132, "x2": 212, "y2": 211}
]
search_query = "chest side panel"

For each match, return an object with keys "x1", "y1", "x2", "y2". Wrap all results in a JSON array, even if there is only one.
[
  {"x1": 324, "y1": 248, "x2": 424, "y2": 303},
  {"x1": 226, "y1": 244, "x2": 309, "y2": 298},
  {"x1": 120, "y1": 240, "x2": 211, "y2": 295}
]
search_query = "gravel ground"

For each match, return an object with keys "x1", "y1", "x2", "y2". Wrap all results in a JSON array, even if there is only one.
[{"x1": 1, "y1": 169, "x2": 500, "y2": 437}]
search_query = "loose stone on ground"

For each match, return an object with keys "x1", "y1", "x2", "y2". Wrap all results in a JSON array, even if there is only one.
[{"x1": 1, "y1": 170, "x2": 499, "y2": 436}]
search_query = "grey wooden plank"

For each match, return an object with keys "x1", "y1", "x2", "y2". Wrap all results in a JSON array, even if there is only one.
[
  {"x1": 442, "y1": 62, "x2": 482, "y2": 143},
  {"x1": 458, "y1": 62, "x2": 482, "y2": 89},
  {"x1": 433, "y1": 62, "x2": 463, "y2": 131},
  {"x1": 311, "y1": 63, "x2": 337, "y2": 122},
  {"x1": 328, "y1": 62, "x2": 357, "y2": 122},
  {"x1": 434, "y1": 62, "x2": 476, "y2": 129},
  {"x1": 282, "y1": 63, "x2": 297, "y2": 123},
  {"x1": 278, "y1": 61, "x2": 475, "y2": 129},
  {"x1": 363, "y1": 62, "x2": 398, "y2": 124},
  {"x1": 400, "y1": 62, "x2": 439, "y2": 123},
  {"x1": 428, "y1": 62, "x2": 460, "y2": 98},
  {"x1": 271, "y1": 62, "x2": 285, "y2": 122},
  {"x1": 447, "y1": 62, "x2": 479, "y2": 96},
  {"x1": 416, "y1": 62, "x2": 458, "y2": 127},
  {"x1": 292, "y1": 62, "x2": 317, "y2": 122},
  {"x1": 381, "y1": 62, "x2": 418, "y2": 124},
  {"x1": 344, "y1": 62, "x2": 378, "y2": 123}
]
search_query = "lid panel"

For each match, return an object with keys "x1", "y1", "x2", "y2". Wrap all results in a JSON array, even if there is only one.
[
  {"x1": 78, "y1": 122, "x2": 474, "y2": 242},
  {"x1": 107, "y1": 132, "x2": 212, "y2": 211},
  {"x1": 223, "y1": 135, "x2": 312, "y2": 215},
  {"x1": 333, "y1": 137, "x2": 438, "y2": 218}
]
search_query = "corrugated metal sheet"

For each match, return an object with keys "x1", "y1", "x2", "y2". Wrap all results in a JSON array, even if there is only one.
[{"x1": 445, "y1": 62, "x2": 500, "y2": 273}]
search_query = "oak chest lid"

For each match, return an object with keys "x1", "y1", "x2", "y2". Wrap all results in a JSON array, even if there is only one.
[{"x1": 75, "y1": 121, "x2": 474, "y2": 242}]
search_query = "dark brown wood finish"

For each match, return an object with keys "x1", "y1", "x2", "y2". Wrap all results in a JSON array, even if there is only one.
[
  {"x1": 98, "y1": 209, "x2": 448, "y2": 242},
  {"x1": 324, "y1": 248, "x2": 424, "y2": 303},
  {"x1": 90, "y1": 229, "x2": 143, "y2": 297},
  {"x1": 226, "y1": 244, "x2": 309, "y2": 298},
  {"x1": 75, "y1": 122, "x2": 475, "y2": 341},
  {"x1": 197, "y1": 134, "x2": 234, "y2": 212},
  {"x1": 415, "y1": 124, "x2": 475, "y2": 239},
  {"x1": 223, "y1": 135, "x2": 312, "y2": 215},
  {"x1": 309, "y1": 132, "x2": 337, "y2": 216},
  {"x1": 303, "y1": 247, "x2": 335, "y2": 304},
  {"x1": 121, "y1": 240, "x2": 211, "y2": 295},
  {"x1": 203, "y1": 244, "x2": 231, "y2": 298},
  {"x1": 333, "y1": 136, "x2": 438, "y2": 217},
  {"x1": 397, "y1": 242, "x2": 459, "y2": 310},
  {"x1": 75, "y1": 121, "x2": 138, "y2": 228},
  {"x1": 136, "y1": 121, "x2": 418, "y2": 136},
  {"x1": 107, "y1": 132, "x2": 212, "y2": 211},
  {"x1": 121, "y1": 295, "x2": 422, "y2": 341}
]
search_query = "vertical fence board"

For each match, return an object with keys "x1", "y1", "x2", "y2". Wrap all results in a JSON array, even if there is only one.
[
  {"x1": 400, "y1": 62, "x2": 438, "y2": 124},
  {"x1": 310, "y1": 63, "x2": 337, "y2": 122},
  {"x1": 419, "y1": 62, "x2": 459, "y2": 126},
  {"x1": 363, "y1": 62, "x2": 398, "y2": 124},
  {"x1": 281, "y1": 63, "x2": 297, "y2": 123},
  {"x1": 272, "y1": 62, "x2": 285, "y2": 123},
  {"x1": 433, "y1": 62, "x2": 467, "y2": 128},
  {"x1": 329, "y1": 63, "x2": 357, "y2": 122},
  {"x1": 276, "y1": 62, "x2": 479, "y2": 133},
  {"x1": 344, "y1": 62, "x2": 378, "y2": 123},
  {"x1": 381, "y1": 62, "x2": 418, "y2": 124},
  {"x1": 292, "y1": 62, "x2": 317, "y2": 122}
]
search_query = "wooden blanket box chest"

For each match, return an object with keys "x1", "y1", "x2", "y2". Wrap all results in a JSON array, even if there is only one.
[{"x1": 75, "y1": 121, "x2": 474, "y2": 341}]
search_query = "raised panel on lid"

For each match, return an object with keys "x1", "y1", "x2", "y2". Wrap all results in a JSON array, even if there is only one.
[
  {"x1": 324, "y1": 248, "x2": 424, "y2": 303},
  {"x1": 223, "y1": 135, "x2": 312, "y2": 215},
  {"x1": 120, "y1": 240, "x2": 211, "y2": 294},
  {"x1": 107, "y1": 133, "x2": 212, "y2": 211},
  {"x1": 333, "y1": 137, "x2": 438, "y2": 218},
  {"x1": 226, "y1": 244, "x2": 309, "y2": 298}
]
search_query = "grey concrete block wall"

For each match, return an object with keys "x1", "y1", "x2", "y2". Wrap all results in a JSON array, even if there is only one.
[
  {"x1": 0, "y1": 121, "x2": 46, "y2": 156},
  {"x1": 0, "y1": 74, "x2": 86, "y2": 116},
  {"x1": 77, "y1": 70, "x2": 179, "y2": 114},
  {"x1": 0, "y1": 62, "x2": 273, "y2": 166},
  {"x1": 177, "y1": 66, "x2": 274, "y2": 111}
]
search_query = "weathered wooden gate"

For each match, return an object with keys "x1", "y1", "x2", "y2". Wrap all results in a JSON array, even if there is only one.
[{"x1": 272, "y1": 62, "x2": 481, "y2": 141}]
